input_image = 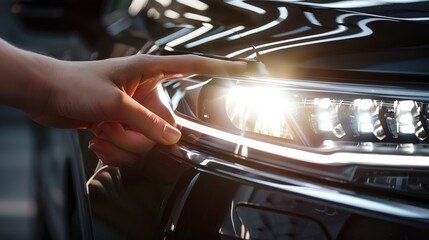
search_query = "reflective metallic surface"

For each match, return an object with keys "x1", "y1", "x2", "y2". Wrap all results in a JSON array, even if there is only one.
[
  {"x1": 89, "y1": 144, "x2": 429, "y2": 239},
  {"x1": 137, "y1": 0, "x2": 429, "y2": 77}
]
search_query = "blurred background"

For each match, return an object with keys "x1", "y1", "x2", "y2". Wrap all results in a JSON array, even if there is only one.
[{"x1": 0, "y1": 1, "x2": 89, "y2": 238}]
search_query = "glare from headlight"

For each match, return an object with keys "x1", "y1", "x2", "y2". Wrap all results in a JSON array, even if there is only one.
[
  {"x1": 313, "y1": 98, "x2": 345, "y2": 138},
  {"x1": 395, "y1": 100, "x2": 420, "y2": 135},
  {"x1": 225, "y1": 86, "x2": 294, "y2": 140},
  {"x1": 353, "y1": 99, "x2": 378, "y2": 134}
]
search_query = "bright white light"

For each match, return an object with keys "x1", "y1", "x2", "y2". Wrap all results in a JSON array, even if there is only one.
[
  {"x1": 225, "y1": 0, "x2": 266, "y2": 14},
  {"x1": 397, "y1": 114, "x2": 413, "y2": 125},
  {"x1": 156, "y1": 0, "x2": 171, "y2": 7},
  {"x1": 318, "y1": 98, "x2": 332, "y2": 109},
  {"x1": 166, "y1": 23, "x2": 213, "y2": 47},
  {"x1": 226, "y1": 86, "x2": 293, "y2": 139},
  {"x1": 164, "y1": 9, "x2": 180, "y2": 19},
  {"x1": 147, "y1": 7, "x2": 161, "y2": 19},
  {"x1": 357, "y1": 99, "x2": 374, "y2": 110},
  {"x1": 318, "y1": 112, "x2": 331, "y2": 121},
  {"x1": 186, "y1": 25, "x2": 245, "y2": 48},
  {"x1": 395, "y1": 100, "x2": 418, "y2": 134},
  {"x1": 308, "y1": 0, "x2": 429, "y2": 9},
  {"x1": 314, "y1": 98, "x2": 345, "y2": 137},
  {"x1": 184, "y1": 12, "x2": 211, "y2": 22},
  {"x1": 155, "y1": 25, "x2": 194, "y2": 46},
  {"x1": 360, "y1": 123, "x2": 374, "y2": 133},
  {"x1": 318, "y1": 121, "x2": 333, "y2": 132},
  {"x1": 173, "y1": 114, "x2": 429, "y2": 167},
  {"x1": 400, "y1": 125, "x2": 415, "y2": 134},
  {"x1": 246, "y1": 17, "x2": 383, "y2": 58},
  {"x1": 315, "y1": 98, "x2": 334, "y2": 132},
  {"x1": 227, "y1": 7, "x2": 288, "y2": 40},
  {"x1": 128, "y1": 0, "x2": 149, "y2": 16},
  {"x1": 358, "y1": 113, "x2": 371, "y2": 123},
  {"x1": 156, "y1": 85, "x2": 429, "y2": 167},
  {"x1": 226, "y1": 12, "x2": 350, "y2": 58},
  {"x1": 397, "y1": 100, "x2": 415, "y2": 111},
  {"x1": 353, "y1": 99, "x2": 378, "y2": 134},
  {"x1": 322, "y1": 140, "x2": 335, "y2": 149},
  {"x1": 304, "y1": 11, "x2": 321, "y2": 26},
  {"x1": 164, "y1": 46, "x2": 174, "y2": 51},
  {"x1": 176, "y1": 0, "x2": 209, "y2": 11}
]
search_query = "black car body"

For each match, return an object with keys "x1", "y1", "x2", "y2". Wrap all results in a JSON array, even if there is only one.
[{"x1": 9, "y1": 0, "x2": 429, "y2": 239}]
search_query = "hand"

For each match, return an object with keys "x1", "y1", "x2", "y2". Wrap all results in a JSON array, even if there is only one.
[{"x1": 29, "y1": 54, "x2": 246, "y2": 166}]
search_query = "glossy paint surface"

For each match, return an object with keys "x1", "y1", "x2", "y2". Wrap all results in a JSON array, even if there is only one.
[{"x1": 138, "y1": 0, "x2": 429, "y2": 77}]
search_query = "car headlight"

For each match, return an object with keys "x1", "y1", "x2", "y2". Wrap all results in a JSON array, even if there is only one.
[{"x1": 159, "y1": 73, "x2": 429, "y2": 196}]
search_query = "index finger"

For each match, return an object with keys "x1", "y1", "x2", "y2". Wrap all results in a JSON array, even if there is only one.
[{"x1": 144, "y1": 54, "x2": 247, "y2": 76}]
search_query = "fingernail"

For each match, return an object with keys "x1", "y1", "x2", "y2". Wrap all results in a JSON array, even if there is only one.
[{"x1": 162, "y1": 125, "x2": 181, "y2": 143}]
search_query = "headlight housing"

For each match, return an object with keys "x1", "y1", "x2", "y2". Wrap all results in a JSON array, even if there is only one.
[{"x1": 159, "y1": 73, "x2": 429, "y2": 198}]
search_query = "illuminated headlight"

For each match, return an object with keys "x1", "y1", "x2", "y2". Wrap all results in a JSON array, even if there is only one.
[
  {"x1": 161, "y1": 75, "x2": 429, "y2": 167},
  {"x1": 225, "y1": 86, "x2": 294, "y2": 140}
]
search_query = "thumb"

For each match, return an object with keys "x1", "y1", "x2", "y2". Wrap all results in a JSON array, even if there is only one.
[{"x1": 117, "y1": 94, "x2": 181, "y2": 145}]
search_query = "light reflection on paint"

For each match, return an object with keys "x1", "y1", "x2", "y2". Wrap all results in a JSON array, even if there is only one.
[
  {"x1": 247, "y1": 18, "x2": 386, "y2": 58},
  {"x1": 155, "y1": 25, "x2": 194, "y2": 46},
  {"x1": 277, "y1": 0, "x2": 429, "y2": 10},
  {"x1": 166, "y1": 23, "x2": 213, "y2": 47},
  {"x1": 156, "y1": 0, "x2": 172, "y2": 7},
  {"x1": 225, "y1": 0, "x2": 267, "y2": 14},
  {"x1": 164, "y1": 9, "x2": 180, "y2": 19},
  {"x1": 183, "y1": 12, "x2": 212, "y2": 22},
  {"x1": 227, "y1": 7, "x2": 288, "y2": 40},
  {"x1": 226, "y1": 13, "x2": 355, "y2": 58},
  {"x1": 128, "y1": 0, "x2": 148, "y2": 16},
  {"x1": 272, "y1": 26, "x2": 311, "y2": 38},
  {"x1": 147, "y1": 7, "x2": 161, "y2": 19},
  {"x1": 176, "y1": 0, "x2": 209, "y2": 11},
  {"x1": 186, "y1": 25, "x2": 245, "y2": 48},
  {"x1": 304, "y1": 11, "x2": 321, "y2": 26}
]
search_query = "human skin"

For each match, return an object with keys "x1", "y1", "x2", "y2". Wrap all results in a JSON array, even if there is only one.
[{"x1": 0, "y1": 39, "x2": 246, "y2": 165}]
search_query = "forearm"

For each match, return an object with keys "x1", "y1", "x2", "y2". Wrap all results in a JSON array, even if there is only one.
[{"x1": 0, "y1": 39, "x2": 55, "y2": 113}]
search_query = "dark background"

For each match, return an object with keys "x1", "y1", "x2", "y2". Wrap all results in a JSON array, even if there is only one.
[{"x1": 0, "y1": 1, "x2": 89, "y2": 238}]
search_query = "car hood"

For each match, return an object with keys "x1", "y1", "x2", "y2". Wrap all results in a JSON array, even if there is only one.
[{"x1": 149, "y1": 0, "x2": 429, "y2": 78}]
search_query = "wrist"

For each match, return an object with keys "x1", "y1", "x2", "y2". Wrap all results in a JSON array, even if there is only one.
[{"x1": 16, "y1": 49, "x2": 59, "y2": 115}]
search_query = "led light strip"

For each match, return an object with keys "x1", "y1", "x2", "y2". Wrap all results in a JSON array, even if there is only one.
[{"x1": 175, "y1": 116, "x2": 429, "y2": 167}]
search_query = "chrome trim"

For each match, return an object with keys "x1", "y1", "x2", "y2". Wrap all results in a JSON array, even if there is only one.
[{"x1": 172, "y1": 144, "x2": 429, "y2": 221}]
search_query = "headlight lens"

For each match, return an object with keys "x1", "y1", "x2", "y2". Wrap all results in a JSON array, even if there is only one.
[
  {"x1": 226, "y1": 85, "x2": 295, "y2": 140},
  {"x1": 161, "y1": 75, "x2": 429, "y2": 167}
]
